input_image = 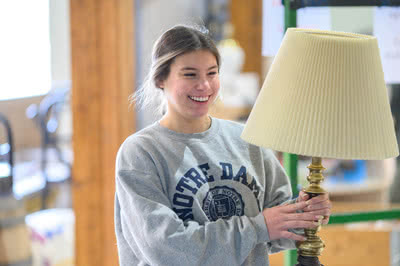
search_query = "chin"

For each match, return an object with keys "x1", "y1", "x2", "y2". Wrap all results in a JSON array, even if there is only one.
[{"x1": 189, "y1": 112, "x2": 209, "y2": 119}]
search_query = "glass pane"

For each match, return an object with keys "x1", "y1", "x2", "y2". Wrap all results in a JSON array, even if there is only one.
[{"x1": 0, "y1": 0, "x2": 51, "y2": 101}]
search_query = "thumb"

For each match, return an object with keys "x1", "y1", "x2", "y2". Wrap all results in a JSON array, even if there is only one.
[{"x1": 297, "y1": 191, "x2": 309, "y2": 202}]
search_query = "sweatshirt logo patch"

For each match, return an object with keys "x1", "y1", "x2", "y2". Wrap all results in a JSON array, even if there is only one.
[{"x1": 202, "y1": 186, "x2": 244, "y2": 221}]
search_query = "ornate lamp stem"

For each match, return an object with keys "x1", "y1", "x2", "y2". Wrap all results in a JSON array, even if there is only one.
[{"x1": 296, "y1": 157, "x2": 327, "y2": 266}]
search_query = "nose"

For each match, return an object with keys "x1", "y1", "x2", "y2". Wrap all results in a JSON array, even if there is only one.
[{"x1": 197, "y1": 77, "x2": 211, "y2": 91}]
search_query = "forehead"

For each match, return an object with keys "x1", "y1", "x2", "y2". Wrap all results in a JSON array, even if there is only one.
[{"x1": 171, "y1": 50, "x2": 218, "y2": 69}]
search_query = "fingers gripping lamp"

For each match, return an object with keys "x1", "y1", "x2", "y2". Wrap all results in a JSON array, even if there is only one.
[{"x1": 241, "y1": 28, "x2": 399, "y2": 266}]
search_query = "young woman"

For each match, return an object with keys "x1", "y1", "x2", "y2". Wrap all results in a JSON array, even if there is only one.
[{"x1": 114, "y1": 25, "x2": 331, "y2": 266}]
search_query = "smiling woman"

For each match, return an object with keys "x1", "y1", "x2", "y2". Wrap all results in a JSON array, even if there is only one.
[
  {"x1": 115, "y1": 24, "x2": 331, "y2": 266},
  {"x1": 131, "y1": 25, "x2": 221, "y2": 119},
  {"x1": 159, "y1": 50, "x2": 220, "y2": 133}
]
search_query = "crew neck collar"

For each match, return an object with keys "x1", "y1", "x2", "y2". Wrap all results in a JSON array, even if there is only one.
[{"x1": 155, "y1": 116, "x2": 219, "y2": 141}]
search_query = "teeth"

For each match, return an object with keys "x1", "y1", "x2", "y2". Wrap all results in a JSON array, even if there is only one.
[{"x1": 189, "y1": 96, "x2": 209, "y2": 102}]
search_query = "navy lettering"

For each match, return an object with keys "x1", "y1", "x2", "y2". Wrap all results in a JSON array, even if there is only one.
[
  {"x1": 253, "y1": 187, "x2": 260, "y2": 199},
  {"x1": 176, "y1": 177, "x2": 197, "y2": 194},
  {"x1": 234, "y1": 166, "x2": 248, "y2": 185},
  {"x1": 173, "y1": 193, "x2": 194, "y2": 207},
  {"x1": 173, "y1": 207, "x2": 194, "y2": 221},
  {"x1": 198, "y1": 163, "x2": 215, "y2": 182},
  {"x1": 184, "y1": 168, "x2": 206, "y2": 188},
  {"x1": 220, "y1": 162, "x2": 233, "y2": 180},
  {"x1": 247, "y1": 178, "x2": 261, "y2": 199}
]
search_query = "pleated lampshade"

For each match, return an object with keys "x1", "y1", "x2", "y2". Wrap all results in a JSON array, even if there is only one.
[{"x1": 241, "y1": 28, "x2": 399, "y2": 160}]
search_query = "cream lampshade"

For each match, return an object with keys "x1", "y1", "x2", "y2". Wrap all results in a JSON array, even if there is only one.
[
  {"x1": 241, "y1": 28, "x2": 399, "y2": 265},
  {"x1": 242, "y1": 28, "x2": 399, "y2": 160}
]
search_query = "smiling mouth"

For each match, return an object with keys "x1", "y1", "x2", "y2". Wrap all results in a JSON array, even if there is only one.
[{"x1": 188, "y1": 96, "x2": 210, "y2": 102}]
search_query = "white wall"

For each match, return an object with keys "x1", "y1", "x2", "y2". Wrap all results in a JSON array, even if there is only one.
[
  {"x1": 49, "y1": 0, "x2": 72, "y2": 142},
  {"x1": 49, "y1": 0, "x2": 71, "y2": 84},
  {"x1": 331, "y1": 7, "x2": 374, "y2": 34}
]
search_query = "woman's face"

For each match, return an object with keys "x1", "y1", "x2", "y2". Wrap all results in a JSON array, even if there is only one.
[{"x1": 159, "y1": 50, "x2": 220, "y2": 122}]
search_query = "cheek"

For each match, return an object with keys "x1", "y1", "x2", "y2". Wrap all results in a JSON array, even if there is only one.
[
  {"x1": 211, "y1": 78, "x2": 220, "y2": 91},
  {"x1": 171, "y1": 86, "x2": 191, "y2": 102}
]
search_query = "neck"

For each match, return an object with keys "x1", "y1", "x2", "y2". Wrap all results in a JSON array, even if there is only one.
[{"x1": 160, "y1": 114, "x2": 211, "y2": 134}]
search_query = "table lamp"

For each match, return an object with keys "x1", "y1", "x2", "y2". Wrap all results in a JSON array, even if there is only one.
[{"x1": 241, "y1": 28, "x2": 399, "y2": 266}]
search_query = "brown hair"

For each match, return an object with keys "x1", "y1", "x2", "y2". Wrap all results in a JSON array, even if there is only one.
[{"x1": 131, "y1": 24, "x2": 221, "y2": 115}]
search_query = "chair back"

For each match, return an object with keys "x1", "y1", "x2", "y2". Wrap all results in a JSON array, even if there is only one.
[{"x1": 0, "y1": 113, "x2": 13, "y2": 194}]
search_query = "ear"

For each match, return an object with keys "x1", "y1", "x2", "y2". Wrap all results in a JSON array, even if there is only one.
[{"x1": 156, "y1": 80, "x2": 164, "y2": 89}]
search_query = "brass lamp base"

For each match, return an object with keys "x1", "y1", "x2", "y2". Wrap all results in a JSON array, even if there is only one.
[
  {"x1": 296, "y1": 157, "x2": 327, "y2": 266},
  {"x1": 296, "y1": 255, "x2": 324, "y2": 266}
]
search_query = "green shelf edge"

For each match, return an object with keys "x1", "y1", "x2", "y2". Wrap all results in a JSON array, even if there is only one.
[{"x1": 328, "y1": 209, "x2": 400, "y2": 224}]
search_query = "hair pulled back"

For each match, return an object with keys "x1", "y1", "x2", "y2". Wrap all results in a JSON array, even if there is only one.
[{"x1": 132, "y1": 24, "x2": 221, "y2": 115}]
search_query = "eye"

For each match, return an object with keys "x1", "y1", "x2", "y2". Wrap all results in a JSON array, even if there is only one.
[
  {"x1": 208, "y1": 71, "x2": 218, "y2": 76},
  {"x1": 183, "y1": 73, "x2": 196, "y2": 77}
]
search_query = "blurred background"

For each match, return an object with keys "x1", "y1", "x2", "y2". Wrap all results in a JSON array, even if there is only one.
[{"x1": 0, "y1": 0, "x2": 399, "y2": 265}]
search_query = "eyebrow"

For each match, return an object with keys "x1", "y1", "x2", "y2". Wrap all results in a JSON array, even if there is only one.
[{"x1": 180, "y1": 65, "x2": 218, "y2": 71}]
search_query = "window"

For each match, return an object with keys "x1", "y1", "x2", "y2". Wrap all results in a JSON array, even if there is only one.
[{"x1": 0, "y1": 0, "x2": 51, "y2": 101}]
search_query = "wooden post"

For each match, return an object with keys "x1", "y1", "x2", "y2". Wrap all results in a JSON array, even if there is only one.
[
  {"x1": 70, "y1": 0, "x2": 135, "y2": 265},
  {"x1": 230, "y1": 0, "x2": 263, "y2": 80}
]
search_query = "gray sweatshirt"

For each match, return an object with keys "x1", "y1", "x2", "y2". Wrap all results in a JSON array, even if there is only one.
[{"x1": 115, "y1": 117, "x2": 297, "y2": 266}]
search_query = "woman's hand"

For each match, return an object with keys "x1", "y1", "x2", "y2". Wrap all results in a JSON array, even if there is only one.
[
  {"x1": 297, "y1": 190, "x2": 331, "y2": 225},
  {"x1": 262, "y1": 201, "x2": 322, "y2": 241}
]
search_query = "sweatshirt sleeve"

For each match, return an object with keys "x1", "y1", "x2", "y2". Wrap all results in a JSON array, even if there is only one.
[
  {"x1": 261, "y1": 149, "x2": 299, "y2": 253},
  {"x1": 116, "y1": 169, "x2": 271, "y2": 266}
]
